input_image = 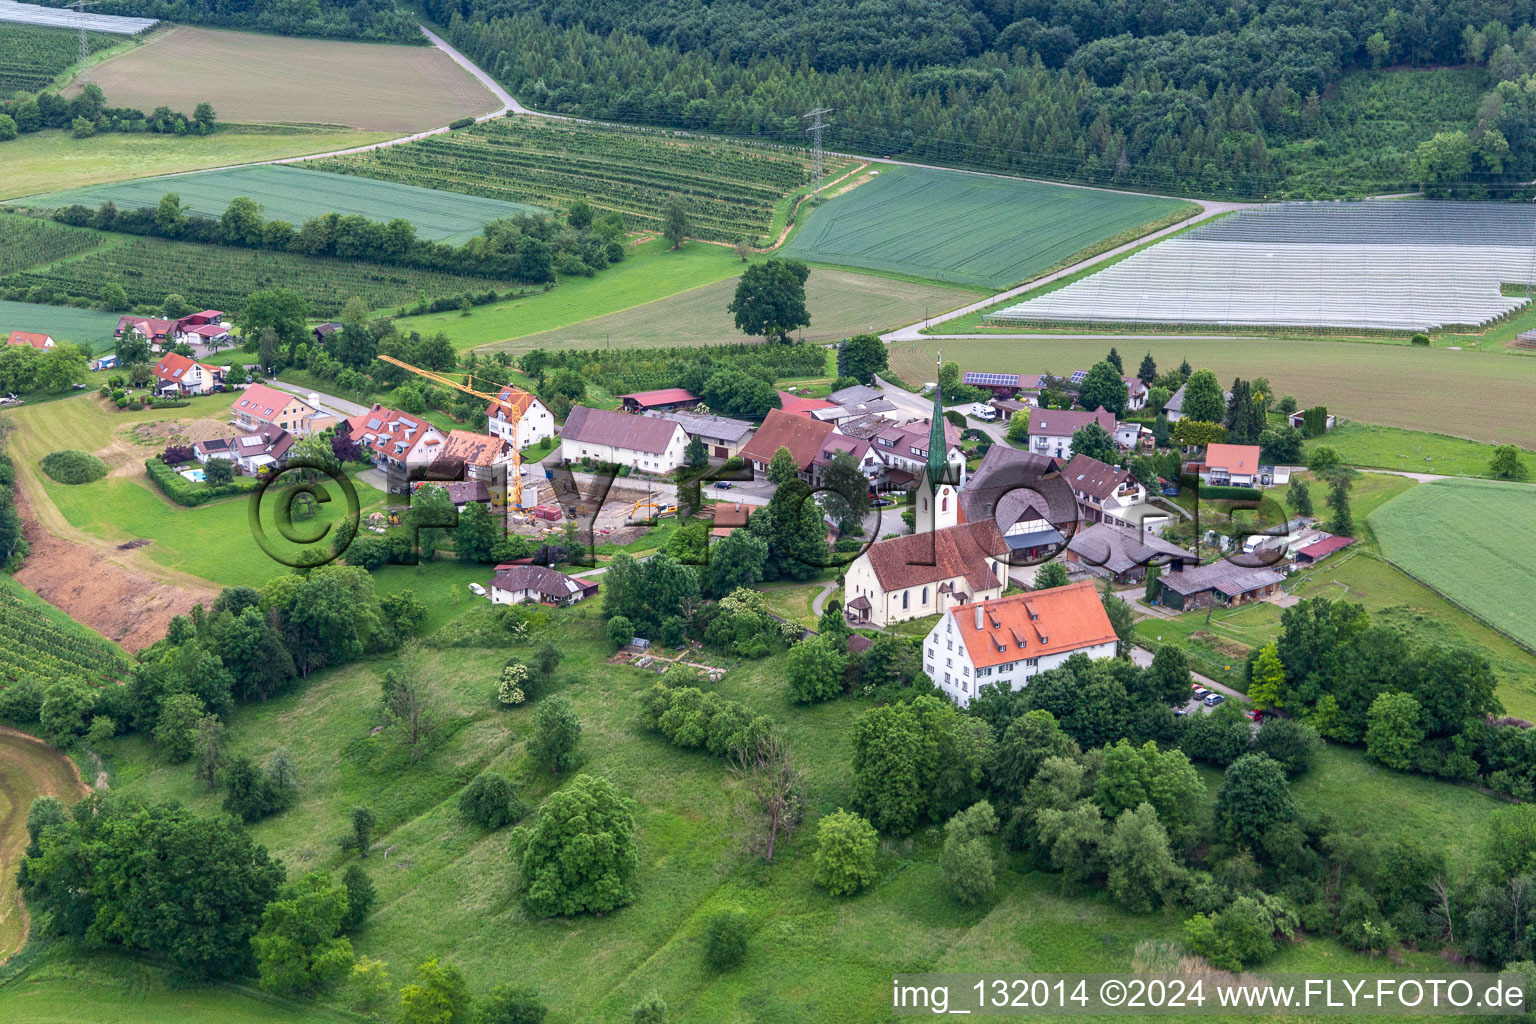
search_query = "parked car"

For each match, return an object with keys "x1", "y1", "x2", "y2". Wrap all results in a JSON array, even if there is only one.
[
  {"x1": 1246, "y1": 709, "x2": 1264, "y2": 722},
  {"x1": 1203, "y1": 693, "x2": 1225, "y2": 707},
  {"x1": 1191, "y1": 686, "x2": 1209, "y2": 698},
  {"x1": 872, "y1": 498, "x2": 893, "y2": 508},
  {"x1": 715, "y1": 481, "x2": 733, "y2": 489},
  {"x1": 468, "y1": 583, "x2": 486, "y2": 596}
]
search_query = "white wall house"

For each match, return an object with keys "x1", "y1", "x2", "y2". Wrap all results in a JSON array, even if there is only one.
[
  {"x1": 922, "y1": 581, "x2": 1119, "y2": 707},
  {"x1": 486, "y1": 386, "x2": 556, "y2": 448},
  {"x1": 842, "y1": 521, "x2": 1008, "y2": 627},
  {"x1": 1026, "y1": 407, "x2": 1117, "y2": 460},
  {"x1": 560, "y1": 405, "x2": 688, "y2": 474}
]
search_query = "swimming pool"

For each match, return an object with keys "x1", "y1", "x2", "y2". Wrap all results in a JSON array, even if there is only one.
[{"x1": 180, "y1": 468, "x2": 206, "y2": 483}]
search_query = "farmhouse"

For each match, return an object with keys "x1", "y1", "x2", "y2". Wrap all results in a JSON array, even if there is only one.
[
  {"x1": 7, "y1": 330, "x2": 55, "y2": 350},
  {"x1": 1061, "y1": 454, "x2": 1145, "y2": 525},
  {"x1": 809, "y1": 434, "x2": 885, "y2": 491},
  {"x1": 740, "y1": 408, "x2": 835, "y2": 480},
  {"x1": 116, "y1": 316, "x2": 176, "y2": 346},
  {"x1": 843, "y1": 520, "x2": 1009, "y2": 627},
  {"x1": 1198, "y1": 443, "x2": 1261, "y2": 486},
  {"x1": 922, "y1": 580, "x2": 1118, "y2": 707},
  {"x1": 1026, "y1": 407, "x2": 1117, "y2": 460},
  {"x1": 231, "y1": 383, "x2": 333, "y2": 437},
  {"x1": 151, "y1": 352, "x2": 223, "y2": 396},
  {"x1": 1153, "y1": 560, "x2": 1285, "y2": 611},
  {"x1": 485, "y1": 385, "x2": 555, "y2": 449},
  {"x1": 1065, "y1": 523, "x2": 1197, "y2": 582},
  {"x1": 870, "y1": 417, "x2": 963, "y2": 490},
  {"x1": 346, "y1": 403, "x2": 448, "y2": 472},
  {"x1": 642, "y1": 409, "x2": 755, "y2": 459},
  {"x1": 488, "y1": 564, "x2": 600, "y2": 607},
  {"x1": 560, "y1": 405, "x2": 688, "y2": 473},
  {"x1": 619, "y1": 388, "x2": 700, "y2": 414}
]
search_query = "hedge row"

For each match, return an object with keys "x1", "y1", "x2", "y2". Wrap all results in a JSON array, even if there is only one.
[
  {"x1": 145, "y1": 456, "x2": 259, "y2": 507},
  {"x1": 1198, "y1": 485, "x2": 1263, "y2": 502}
]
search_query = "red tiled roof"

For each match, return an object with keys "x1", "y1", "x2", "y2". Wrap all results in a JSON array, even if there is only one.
[
  {"x1": 620, "y1": 388, "x2": 697, "y2": 407},
  {"x1": 484, "y1": 384, "x2": 539, "y2": 420},
  {"x1": 862, "y1": 520, "x2": 1007, "y2": 593},
  {"x1": 951, "y1": 580, "x2": 1116, "y2": 669},
  {"x1": 151, "y1": 351, "x2": 219, "y2": 383},
  {"x1": 1204, "y1": 443, "x2": 1262, "y2": 475},
  {"x1": 776, "y1": 390, "x2": 836, "y2": 417},
  {"x1": 740, "y1": 408, "x2": 835, "y2": 469},
  {"x1": 713, "y1": 502, "x2": 752, "y2": 528},
  {"x1": 344, "y1": 403, "x2": 444, "y2": 461},
  {"x1": 811, "y1": 434, "x2": 873, "y2": 468},
  {"x1": 1297, "y1": 535, "x2": 1355, "y2": 560},
  {"x1": 118, "y1": 316, "x2": 176, "y2": 337},
  {"x1": 562, "y1": 405, "x2": 684, "y2": 455},
  {"x1": 233, "y1": 383, "x2": 308, "y2": 423},
  {"x1": 7, "y1": 331, "x2": 53, "y2": 349}
]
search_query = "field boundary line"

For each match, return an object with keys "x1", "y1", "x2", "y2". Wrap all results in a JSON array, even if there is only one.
[{"x1": 1360, "y1": 549, "x2": 1536, "y2": 657}]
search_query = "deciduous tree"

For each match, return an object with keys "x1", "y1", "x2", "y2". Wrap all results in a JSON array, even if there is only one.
[
  {"x1": 511, "y1": 774, "x2": 638, "y2": 916},
  {"x1": 728, "y1": 259, "x2": 811, "y2": 343},
  {"x1": 812, "y1": 808, "x2": 878, "y2": 896}
]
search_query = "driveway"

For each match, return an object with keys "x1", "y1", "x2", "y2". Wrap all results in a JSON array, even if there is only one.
[
  {"x1": 1130, "y1": 645, "x2": 1242, "y2": 700},
  {"x1": 268, "y1": 378, "x2": 368, "y2": 418}
]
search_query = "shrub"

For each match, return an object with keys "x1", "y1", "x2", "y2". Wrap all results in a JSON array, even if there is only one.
[
  {"x1": 812, "y1": 809, "x2": 879, "y2": 896},
  {"x1": 40, "y1": 449, "x2": 107, "y2": 484},
  {"x1": 640, "y1": 684, "x2": 770, "y2": 758},
  {"x1": 476, "y1": 983, "x2": 546, "y2": 1024},
  {"x1": 703, "y1": 908, "x2": 749, "y2": 970},
  {"x1": 1250, "y1": 718, "x2": 1321, "y2": 778},
  {"x1": 459, "y1": 773, "x2": 526, "y2": 828},
  {"x1": 1198, "y1": 485, "x2": 1262, "y2": 502},
  {"x1": 1410, "y1": 333, "x2": 1430, "y2": 346},
  {"x1": 448, "y1": 116, "x2": 476, "y2": 130}
]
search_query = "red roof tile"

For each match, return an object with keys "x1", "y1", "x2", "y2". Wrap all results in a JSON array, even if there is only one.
[
  {"x1": 739, "y1": 408, "x2": 835, "y2": 469},
  {"x1": 951, "y1": 580, "x2": 1116, "y2": 669}
]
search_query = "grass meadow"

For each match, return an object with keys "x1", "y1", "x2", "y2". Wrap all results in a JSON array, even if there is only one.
[
  {"x1": 15, "y1": 166, "x2": 545, "y2": 245},
  {"x1": 494, "y1": 266, "x2": 982, "y2": 354},
  {"x1": 781, "y1": 164, "x2": 1197, "y2": 289},
  {"x1": 1304, "y1": 421, "x2": 1536, "y2": 479},
  {"x1": 1369, "y1": 477, "x2": 1536, "y2": 652},
  {"x1": 73, "y1": 25, "x2": 499, "y2": 132},
  {"x1": 0, "y1": 126, "x2": 397, "y2": 203},
  {"x1": 0, "y1": 301, "x2": 122, "y2": 352},
  {"x1": 0, "y1": 597, "x2": 1500, "y2": 1024},
  {"x1": 400, "y1": 237, "x2": 749, "y2": 353},
  {"x1": 889, "y1": 337, "x2": 1536, "y2": 450}
]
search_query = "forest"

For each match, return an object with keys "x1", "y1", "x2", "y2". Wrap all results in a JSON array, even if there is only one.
[
  {"x1": 428, "y1": 0, "x2": 1536, "y2": 197},
  {"x1": 32, "y1": 0, "x2": 422, "y2": 43}
]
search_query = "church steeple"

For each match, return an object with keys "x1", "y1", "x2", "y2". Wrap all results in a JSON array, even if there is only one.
[{"x1": 915, "y1": 354, "x2": 961, "y2": 534}]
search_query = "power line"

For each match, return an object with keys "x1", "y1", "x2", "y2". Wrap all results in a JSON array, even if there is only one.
[
  {"x1": 71, "y1": 0, "x2": 98, "y2": 84},
  {"x1": 802, "y1": 106, "x2": 833, "y2": 189}
]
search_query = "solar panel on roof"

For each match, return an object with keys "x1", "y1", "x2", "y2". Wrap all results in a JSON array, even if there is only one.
[
  {"x1": 1069, "y1": 370, "x2": 1088, "y2": 384},
  {"x1": 367, "y1": 418, "x2": 382, "y2": 430}
]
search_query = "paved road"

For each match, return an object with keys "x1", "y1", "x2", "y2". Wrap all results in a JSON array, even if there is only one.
[
  {"x1": 268, "y1": 378, "x2": 368, "y2": 418},
  {"x1": 419, "y1": 24, "x2": 521, "y2": 115},
  {"x1": 1130, "y1": 645, "x2": 1243, "y2": 700}
]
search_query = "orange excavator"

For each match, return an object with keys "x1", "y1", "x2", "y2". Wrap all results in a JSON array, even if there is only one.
[{"x1": 375, "y1": 354, "x2": 539, "y2": 507}]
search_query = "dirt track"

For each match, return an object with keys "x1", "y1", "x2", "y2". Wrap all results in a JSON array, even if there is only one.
[
  {"x1": 10, "y1": 474, "x2": 216, "y2": 652},
  {"x1": 0, "y1": 727, "x2": 90, "y2": 962}
]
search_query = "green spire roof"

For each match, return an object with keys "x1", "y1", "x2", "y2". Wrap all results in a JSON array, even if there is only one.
[{"x1": 927, "y1": 376, "x2": 949, "y2": 485}]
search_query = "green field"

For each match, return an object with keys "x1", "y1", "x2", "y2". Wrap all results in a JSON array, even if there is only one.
[
  {"x1": 781, "y1": 164, "x2": 1197, "y2": 289},
  {"x1": 496, "y1": 265, "x2": 982, "y2": 353},
  {"x1": 0, "y1": 301, "x2": 122, "y2": 351},
  {"x1": 399, "y1": 236, "x2": 750, "y2": 353},
  {"x1": 0, "y1": 598, "x2": 1494, "y2": 1023},
  {"x1": 14, "y1": 165, "x2": 545, "y2": 245},
  {"x1": 0, "y1": 22, "x2": 121, "y2": 94},
  {"x1": 1305, "y1": 421, "x2": 1536, "y2": 479},
  {"x1": 0, "y1": 225, "x2": 516, "y2": 320},
  {"x1": 0, "y1": 126, "x2": 398, "y2": 203},
  {"x1": 1370, "y1": 477, "x2": 1536, "y2": 652},
  {"x1": 0, "y1": 216, "x2": 102, "y2": 275},
  {"x1": 316, "y1": 117, "x2": 825, "y2": 244},
  {"x1": 889, "y1": 337, "x2": 1536, "y2": 450}
]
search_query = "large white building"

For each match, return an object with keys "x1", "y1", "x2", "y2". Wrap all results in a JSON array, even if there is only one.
[
  {"x1": 922, "y1": 580, "x2": 1118, "y2": 707},
  {"x1": 1025, "y1": 407, "x2": 1118, "y2": 461},
  {"x1": 843, "y1": 521, "x2": 1009, "y2": 628},
  {"x1": 559, "y1": 405, "x2": 688, "y2": 473},
  {"x1": 486, "y1": 385, "x2": 556, "y2": 449}
]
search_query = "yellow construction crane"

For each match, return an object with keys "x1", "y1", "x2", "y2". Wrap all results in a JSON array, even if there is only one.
[{"x1": 375, "y1": 354, "x2": 537, "y2": 507}]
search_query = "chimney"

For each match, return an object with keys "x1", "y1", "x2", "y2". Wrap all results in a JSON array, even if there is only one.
[{"x1": 974, "y1": 604, "x2": 984, "y2": 630}]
